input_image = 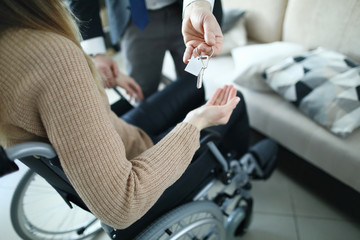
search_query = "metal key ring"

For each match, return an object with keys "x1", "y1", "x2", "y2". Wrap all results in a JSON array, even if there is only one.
[{"x1": 196, "y1": 42, "x2": 214, "y2": 58}]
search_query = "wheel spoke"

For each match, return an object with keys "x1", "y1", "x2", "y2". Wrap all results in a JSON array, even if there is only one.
[{"x1": 10, "y1": 170, "x2": 102, "y2": 240}]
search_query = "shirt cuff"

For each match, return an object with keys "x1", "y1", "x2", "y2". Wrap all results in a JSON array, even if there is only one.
[
  {"x1": 80, "y1": 37, "x2": 107, "y2": 56},
  {"x1": 183, "y1": 0, "x2": 214, "y2": 16}
]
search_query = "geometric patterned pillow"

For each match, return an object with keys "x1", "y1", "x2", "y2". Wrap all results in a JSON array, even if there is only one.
[{"x1": 263, "y1": 47, "x2": 360, "y2": 137}]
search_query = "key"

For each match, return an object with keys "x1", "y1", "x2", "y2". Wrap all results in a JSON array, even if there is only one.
[
  {"x1": 196, "y1": 56, "x2": 210, "y2": 89},
  {"x1": 184, "y1": 56, "x2": 204, "y2": 76},
  {"x1": 197, "y1": 68, "x2": 204, "y2": 89}
]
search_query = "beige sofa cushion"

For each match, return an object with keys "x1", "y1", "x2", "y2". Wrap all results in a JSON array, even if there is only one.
[
  {"x1": 283, "y1": 0, "x2": 360, "y2": 64},
  {"x1": 223, "y1": 0, "x2": 288, "y2": 43},
  {"x1": 236, "y1": 85, "x2": 360, "y2": 193}
]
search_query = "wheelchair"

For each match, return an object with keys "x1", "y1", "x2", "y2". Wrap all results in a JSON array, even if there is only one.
[{"x1": 1, "y1": 131, "x2": 277, "y2": 240}]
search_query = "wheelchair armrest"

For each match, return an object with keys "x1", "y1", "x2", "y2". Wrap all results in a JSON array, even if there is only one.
[
  {"x1": 0, "y1": 142, "x2": 56, "y2": 178},
  {"x1": 199, "y1": 129, "x2": 229, "y2": 174},
  {"x1": 200, "y1": 129, "x2": 221, "y2": 146},
  {"x1": 194, "y1": 129, "x2": 221, "y2": 159},
  {"x1": 6, "y1": 142, "x2": 56, "y2": 160},
  {"x1": 2, "y1": 142, "x2": 89, "y2": 211}
]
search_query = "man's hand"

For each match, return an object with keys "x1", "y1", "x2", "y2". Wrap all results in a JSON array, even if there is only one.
[
  {"x1": 115, "y1": 72, "x2": 144, "y2": 102},
  {"x1": 92, "y1": 54, "x2": 119, "y2": 88},
  {"x1": 184, "y1": 85, "x2": 240, "y2": 130},
  {"x1": 92, "y1": 54, "x2": 144, "y2": 101},
  {"x1": 182, "y1": 1, "x2": 224, "y2": 63}
]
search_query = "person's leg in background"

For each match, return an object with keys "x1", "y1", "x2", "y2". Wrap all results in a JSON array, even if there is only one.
[
  {"x1": 165, "y1": 3, "x2": 187, "y2": 80},
  {"x1": 121, "y1": 24, "x2": 165, "y2": 98},
  {"x1": 121, "y1": 3, "x2": 186, "y2": 99}
]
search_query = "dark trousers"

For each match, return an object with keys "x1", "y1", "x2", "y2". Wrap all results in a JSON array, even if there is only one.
[
  {"x1": 110, "y1": 75, "x2": 250, "y2": 239},
  {"x1": 121, "y1": 3, "x2": 186, "y2": 98}
]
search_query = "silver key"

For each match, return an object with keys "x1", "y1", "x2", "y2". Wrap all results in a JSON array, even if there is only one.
[
  {"x1": 196, "y1": 56, "x2": 210, "y2": 89},
  {"x1": 197, "y1": 69, "x2": 204, "y2": 89}
]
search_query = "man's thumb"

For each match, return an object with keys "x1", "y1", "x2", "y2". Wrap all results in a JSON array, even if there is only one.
[{"x1": 203, "y1": 21, "x2": 216, "y2": 46}]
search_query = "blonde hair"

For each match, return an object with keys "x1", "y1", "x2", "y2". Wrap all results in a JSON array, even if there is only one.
[{"x1": 0, "y1": 0, "x2": 105, "y2": 94}]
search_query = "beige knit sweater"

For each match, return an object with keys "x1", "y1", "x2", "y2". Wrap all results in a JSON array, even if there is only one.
[{"x1": 0, "y1": 28, "x2": 200, "y2": 229}]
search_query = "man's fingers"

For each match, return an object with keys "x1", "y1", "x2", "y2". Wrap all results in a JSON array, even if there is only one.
[
  {"x1": 184, "y1": 41, "x2": 212, "y2": 63},
  {"x1": 183, "y1": 45, "x2": 195, "y2": 63},
  {"x1": 130, "y1": 82, "x2": 144, "y2": 101},
  {"x1": 104, "y1": 68, "x2": 115, "y2": 88},
  {"x1": 203, "y1": 14, "x2": 223, "y2": 55},
  {"x1": 110, "y1": 60, "x2": 119, "y2": 78},
  {"x1": 196, "y1": 43, "x2": 214, "y2": 57},
  {"x1": 203, "y1": 24, "x2": 216, "y2": 47},
  {"x1": 122, "y1": 84, "x2": 136, "y2": 99}
]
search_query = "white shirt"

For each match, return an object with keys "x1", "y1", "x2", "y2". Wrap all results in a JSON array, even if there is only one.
[
  {"x1": 81, "y1": 0, "x2": 214, "y2": 55},
  {"x1": 183, "y1": 0, "x2": 214, "y2": 13},
  {"x1": 146, "y1": 0, "x2": 177, "y2": 10}
]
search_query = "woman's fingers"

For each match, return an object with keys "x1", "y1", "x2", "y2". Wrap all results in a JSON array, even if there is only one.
[
  {"x1": 207, "y1": 85, "x2": 239, "y2": 108},
  {"x1": 219, "y1": 96, "x2": 240, "y2": 124},
  {"x1": 214, "y1": 87, "x2": 226, "y2": 105},
  {"x1": 217, "y1": 85, "x2": 236, "y2": 105},
  {"x1": 207, "y1": 88, "x2": 222, "y2": 105},
  {"x1": 222, "y1": 85, "x2": 230, "y2": 105},
  {"x1": 228, "y1": 86, "x2": 237, "y2": 102}
]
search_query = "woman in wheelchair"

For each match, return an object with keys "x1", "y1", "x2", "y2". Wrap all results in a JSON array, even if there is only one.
[{"x1": 0, "y1": 1, "x2": 271, "y2": 239}]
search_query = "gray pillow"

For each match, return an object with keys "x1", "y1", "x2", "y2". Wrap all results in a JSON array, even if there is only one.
[
  {"x1": 222, "y1": 8, "x2": 246, "y2": 33},
  {"x1": 263, "y1": 47, "x2": 360, "y2": 137}
]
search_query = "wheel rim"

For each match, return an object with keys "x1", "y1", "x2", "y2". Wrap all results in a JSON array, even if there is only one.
[
  {"x1": 135, "y1": 201, "x2": 226, "y2": 240},
  {"x1": 11, "y1": 171, "x2": 101, "y2": 240},
  {"x1": 169, "y1": 217, "x2": 225, "y2": 240}
]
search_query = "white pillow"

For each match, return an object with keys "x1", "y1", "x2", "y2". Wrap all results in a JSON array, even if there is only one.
[{"x1": 231, "y1": 42, "x2": 307, "y2": 91}]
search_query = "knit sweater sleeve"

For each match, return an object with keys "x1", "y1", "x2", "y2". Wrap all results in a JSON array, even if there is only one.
[{"x1": 32, "y1": 32, "x2": 200, "y2": 229}]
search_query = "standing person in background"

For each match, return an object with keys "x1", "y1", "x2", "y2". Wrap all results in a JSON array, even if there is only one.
[{"x1": 69, "y1": 0, "x2": 223, "y2": 99}]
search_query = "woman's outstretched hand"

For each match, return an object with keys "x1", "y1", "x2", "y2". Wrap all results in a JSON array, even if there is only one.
[{"x1": 184, "y1": 85, "x2": 240, "y2": 130}]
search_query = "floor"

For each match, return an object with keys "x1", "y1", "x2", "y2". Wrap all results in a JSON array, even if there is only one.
[
  {"x1": 1, "y1": 133, "x2": 360, "y2": 240},
  {"x1": 237, "y1": 141, "x2": 360, "y2": 240}
]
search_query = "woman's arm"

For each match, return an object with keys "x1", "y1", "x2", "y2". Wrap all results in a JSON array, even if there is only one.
[{"x1": 34, "y1": 32, "x2": 200, "y2": 229}]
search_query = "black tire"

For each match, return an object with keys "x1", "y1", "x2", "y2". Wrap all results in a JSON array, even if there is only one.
[
  {"x1": 135, "y1": 200, "x2": 226, "y2": 240},
  {"x1": 235, "y1": 197, "x2": 253, "y2": 236}
]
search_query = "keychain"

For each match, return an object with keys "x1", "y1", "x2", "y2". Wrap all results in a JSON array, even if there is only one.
[{"x1": 184, "y1": 43, "x2": 214, "y2": 88}]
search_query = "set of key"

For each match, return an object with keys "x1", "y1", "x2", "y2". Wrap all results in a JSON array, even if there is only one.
[
  {"x1": 196, "y1": 56, "x2": 209, "y2": 89},
  {"x1": 184, "y1": 43, "x2": 213, "y2": 89}
]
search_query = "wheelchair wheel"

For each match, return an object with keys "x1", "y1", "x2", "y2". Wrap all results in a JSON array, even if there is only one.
[
  {"x1": 225, "y1": 196, "x2": 253, "y2": 239},
  {"x1": 10, "y1": 169, "x2": 102, "y2": 240},
  {"x1": 134, "y1": 201, "x2": 226, "y2": 240}
]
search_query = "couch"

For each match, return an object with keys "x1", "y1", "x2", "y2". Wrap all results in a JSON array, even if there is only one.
[{"x1": 199, "y1": 0, "x2": 360, "y2": 193}]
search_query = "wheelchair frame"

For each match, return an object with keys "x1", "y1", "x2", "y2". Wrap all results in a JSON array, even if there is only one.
[{"x1": 0, "y1": 132, "x2": 274, "y2": 240}]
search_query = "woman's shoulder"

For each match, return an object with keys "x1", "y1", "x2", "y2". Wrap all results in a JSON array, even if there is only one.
[
  {"x1": 1, "y1": 28, "x2": 83, "y2": 60},
  {"x1": 3, "y1": 28, "x2": 77, "y2": 45}
]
